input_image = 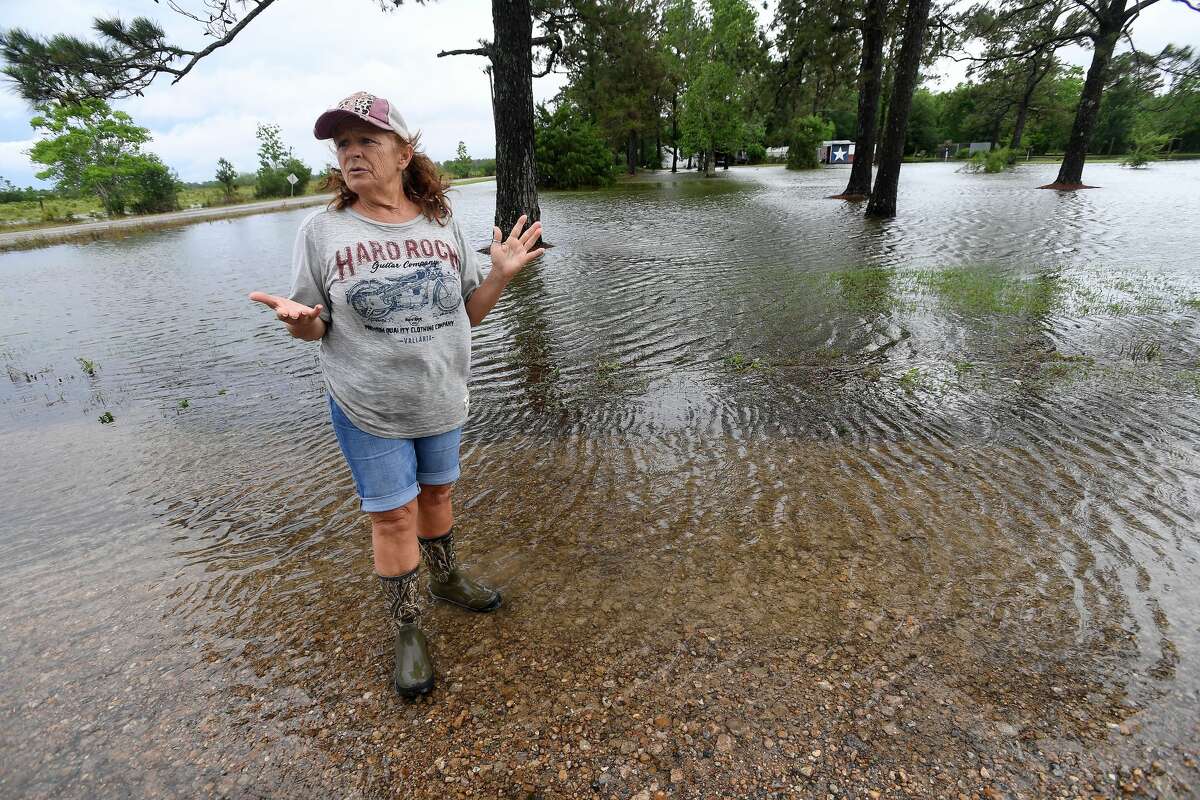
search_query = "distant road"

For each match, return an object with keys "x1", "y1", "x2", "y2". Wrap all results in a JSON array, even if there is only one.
[{"x1": 0, "y1": 193, "x2": 331, "y2": 251}]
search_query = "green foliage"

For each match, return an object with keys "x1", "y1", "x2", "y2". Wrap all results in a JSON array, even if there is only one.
[
  {"x1": 254, "y1": 123, "x2": 311, "y2": 198},
  {"x1": 786, "y1": 115, "x2": 834, "y2": 170},
  {"x1": 962, "y1": 147, "x2": 1014, "y2": 173},
  {"x1": 215, "y1": 158, "x2": 238, "y2": 200},
  {"x1": 679, "y1": 0, "x2": 763, "y2": 173},
  {"x1": 534, "y1": 103, "x2": 614, "y2": 190},
  {"x1": 560, "y1": 0, "x2": 665, "y2": 171},
  {"x1": 1122, "y1": 132, "x2": 1170, "y2": 168},
  {"x1": 0, "y1": 176, "x2": 40, "y2": 203},
  {"x1": 28, "y1": 99, "x2": 153, "y2": 216},
  {"x1": 451, "y1": 141, "x2": 473, "y2": 179},
  {"x1": 745, "y1": 142, "x2": 766, "y2": 163},
  {"x1": 129, "y1": 154, "x2": 180, "y2": 213},
  {"x1": 905, "y1": 89, "x2": 939, "y2": 155}
]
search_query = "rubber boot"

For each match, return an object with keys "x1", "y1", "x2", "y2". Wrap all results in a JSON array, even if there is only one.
[
  {"x1": 378, "y1": 567, "x2": 435, "y2": 698},
  {"x1": 419, "y1": 528, "x2": 502, "y2": 612}
]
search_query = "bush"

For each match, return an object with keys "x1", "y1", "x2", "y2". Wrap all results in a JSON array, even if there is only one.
[
  {"x1": 0, "y1": 178, "x2": 39, "y2": 203},
  {"x1": 130, "y1": 155, "x2": 181, "y2": 213},
  {"x1": 1122, "y1": 133, "x2": 1170, "y2": 169},
  {"x1": 745, "y1": 143, "x2": 766, "y2": 164},
  {"x1": 534, "y1": 103, "x2": 614, "y2": 190},
  {"x1": 256, "y1": 157, "x2": 312, "y2": 198},
  {"x1": 787, "y1": 116, "x2": 834, "y2": 170},
  {"x1": 961, "y1": 147, "x2": 1014, "y2": 174}
]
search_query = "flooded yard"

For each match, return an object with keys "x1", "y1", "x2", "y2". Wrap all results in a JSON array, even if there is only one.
[{"x1": 2, "y1": 161, "x2": 1199, "y2": 799}]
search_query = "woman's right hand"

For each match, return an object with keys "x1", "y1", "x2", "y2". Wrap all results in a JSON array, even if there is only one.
[{"x1": 249, "y1": 291, "x2": 326, "y2": 339}]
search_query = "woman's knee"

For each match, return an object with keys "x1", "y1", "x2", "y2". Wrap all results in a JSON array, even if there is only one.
[
  {"x1": 418, "y1": 482, "x2": 453, "y2": 505},
  {"x1": 369, "y1": 501, "x2": 418, "y2": 533}
]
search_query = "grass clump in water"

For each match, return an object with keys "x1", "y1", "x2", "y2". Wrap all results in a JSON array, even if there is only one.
[
  {"x1": 913, "y1": 268, "x2": 1061, "y2": 317},
  {"x1": 98, "y1": 411, "x2": 114, "y2": 424},
  {"x1": 77, "y1": 357, "x2": 97, "y2": 376},
  {"x1": 726, "y1": 353, "x2": 768, "y2": 372},
  {"x1": 898, "y1": 367, "x2": 922, "y2": 392}
]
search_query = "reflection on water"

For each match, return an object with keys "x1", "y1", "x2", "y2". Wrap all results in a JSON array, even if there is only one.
[{"x1": 3, "y1": 162, "x2": 1200, "y2": 798}]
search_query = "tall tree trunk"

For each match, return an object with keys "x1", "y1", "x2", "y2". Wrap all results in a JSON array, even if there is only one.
[
  {"x1": 1010, "y1": 56, "x2": 1046, "y2": 150},
  {"x1": 1049, "y1": 25, "x2": 1120, "y2": 187},
  {"x1": 1010, "y1": 100, "x2": 1031, "y2": 151},
  {"x1": 989, "y1": 114, "x2": 1003, "y2": 149},
  {"x1": 841, "y1": 0, "x2": 887, "y2": 197},
  {"x1": 627, "y1": 129, "x2": 637, "y2": 174},
  {"x1": 671, "y1": 92, "x2": 679, "y2": 173},
  {"x1": 491, "y1": 0, "x2": 540, "y2": 231},
  {"x1": 705, "y1": 148, "x2": 715, "y2": 176},
  {"x1": 865, "y1": 0, "x2": 932, "y2": 218}
]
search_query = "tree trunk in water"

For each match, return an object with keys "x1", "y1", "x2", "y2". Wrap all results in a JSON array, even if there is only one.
[
  {"x1": 627, "y1": 130, "x2": 637, "y2": 174},
  {"x1": 491, "y1": 0, "x2": 540, "y2": 232},
  {"x1": 705, "y1": 149, "x2": 715, "y2": 176},
  {"x1": 865, "y1": 0, "x2": 932, "y2": 218},
  {"x1": 671, "y1": 93, "x2": 679, "y2": 173},
  {"x1": 1050, "y1": 27, "x2": 1119, "y2": 187},
  {"x1": 842, "y1": 0, "x2": 886, "y2": 197}
]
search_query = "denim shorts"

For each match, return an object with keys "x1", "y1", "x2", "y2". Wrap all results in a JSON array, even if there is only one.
[{"x1": 328, "y1": 394, "x2": 462, "y2": 512}]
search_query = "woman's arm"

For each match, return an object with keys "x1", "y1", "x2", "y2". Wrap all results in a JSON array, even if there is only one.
[{"x1": 465, "y1": 272, "x2": 510, "y2": 327}]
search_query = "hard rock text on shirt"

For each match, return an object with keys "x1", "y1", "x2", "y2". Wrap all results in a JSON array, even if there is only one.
[{"x1": 335, "y1": 238, "x2": 461, "y2": 280}]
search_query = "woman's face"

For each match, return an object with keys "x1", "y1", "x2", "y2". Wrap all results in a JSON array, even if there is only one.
[{"x1": 333, "y1": 119, "x2": 412, "y2": 198}]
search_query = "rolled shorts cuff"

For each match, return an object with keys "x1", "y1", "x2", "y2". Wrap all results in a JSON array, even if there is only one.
[
  {"x1": 416, "y1": 464, "x2": 461, "y2": 486},
  {"x1": 360, "y1": 481, "x2": 421, "y2": 513}
]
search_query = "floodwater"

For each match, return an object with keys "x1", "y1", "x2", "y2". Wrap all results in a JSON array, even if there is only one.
[{"x1": 2, "y1": 161, "x2": 1200, "y2": 799}]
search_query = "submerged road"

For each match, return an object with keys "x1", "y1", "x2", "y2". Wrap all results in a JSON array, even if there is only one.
[{"x1": 0, "y1": 194, "x2": 331, "y2": 251}]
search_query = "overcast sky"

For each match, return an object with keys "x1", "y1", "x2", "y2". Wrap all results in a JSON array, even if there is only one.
[{"x1": 0, "y1": 0, "x2": 1197, "y2": 188}]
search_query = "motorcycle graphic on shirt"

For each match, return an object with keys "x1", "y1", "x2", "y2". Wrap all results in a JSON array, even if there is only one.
[{"x1": 345, "y1": 265, "x2": 461, "y2": 322}]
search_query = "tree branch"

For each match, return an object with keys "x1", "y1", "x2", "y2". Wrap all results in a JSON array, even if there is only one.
[
  {"x1": 168, "y1": 0, "x2": 280, "y2": 84},
  {"x1": 437, "y1": 44, "x2": 494, "y2": 58}
]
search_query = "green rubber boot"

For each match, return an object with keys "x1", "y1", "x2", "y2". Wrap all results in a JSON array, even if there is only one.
[
  {"x1": 391, "y1": 623, "x2": 434, "y2": 698},
  {"x1": 378, "y1": 568, "x2": 435, "y2": 698},
  {"x1": 419, "y1": 529, "x2": 502, "y2": 613}
]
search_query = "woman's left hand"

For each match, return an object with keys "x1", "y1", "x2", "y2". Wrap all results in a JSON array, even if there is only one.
[{"x1": 490, "y1": 215, "x2": 545, "y2": 281}]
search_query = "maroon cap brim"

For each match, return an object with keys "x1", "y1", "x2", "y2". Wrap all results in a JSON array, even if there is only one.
[{"x1": 313, "y1": 109, "x2": 394, "y2": 140}]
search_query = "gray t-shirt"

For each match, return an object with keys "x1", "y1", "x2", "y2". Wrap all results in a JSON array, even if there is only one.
[{"x1": 288, "y1": 205, "x2": 484, "y2": 438}]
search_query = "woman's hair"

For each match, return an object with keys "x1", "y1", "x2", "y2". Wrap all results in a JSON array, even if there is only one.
[{"x1": 323, "y1": 130, "x2": 452, "y2": 224}]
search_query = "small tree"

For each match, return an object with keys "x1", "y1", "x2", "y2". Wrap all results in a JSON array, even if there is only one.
[
  {"x1": 215, "y1": 157, "x2": 237, "y2": 201},
  {"x1": 787, "y1": 116, "x2": 834, "y2": 170},
  {"x1": 254, "y1": 123, "x2": 310, "y2": 198},
  {"x1": 1121, "y1": 132, "x2": 1170, "y2": 169},
  {"x1": 534, "y1": 103, "x2": 614, "y2": 189},
  {"x1": 454, "y1": 141, "x2": 472, "y2": 179},
  {"x1": 129, "y1": 154, "x2": 181, "y2": 213},
  {"x1": 28, "y1": 98, "x2": 151, "y2": 215}
]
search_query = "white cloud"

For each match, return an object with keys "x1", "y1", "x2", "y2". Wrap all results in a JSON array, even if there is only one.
[{"x1": 0, "y1": 138, "x2": 36, "y2": 185}]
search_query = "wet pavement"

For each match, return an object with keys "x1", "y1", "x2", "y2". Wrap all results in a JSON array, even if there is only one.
[{"x1": 2, "y1": 161, "x2": 1199, "y2": 799}]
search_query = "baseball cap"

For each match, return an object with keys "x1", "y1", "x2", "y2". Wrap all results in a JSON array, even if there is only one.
[{"x1": 313, "y1": 91, "x2": 411, "y2": 140}]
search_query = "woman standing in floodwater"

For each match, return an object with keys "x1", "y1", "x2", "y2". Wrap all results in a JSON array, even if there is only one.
[{"x1": 248, "y1": 92, "x2": 544, "y2": 697}]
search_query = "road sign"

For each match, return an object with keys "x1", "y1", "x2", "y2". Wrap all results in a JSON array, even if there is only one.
[{"x1": 287, "y1": 173, "x2": 298, "y2": 197}]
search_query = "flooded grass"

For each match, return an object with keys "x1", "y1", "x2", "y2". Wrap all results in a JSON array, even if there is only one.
[{"x1": 3, "y1": 162, "x2": 1200, "y2": 799}]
